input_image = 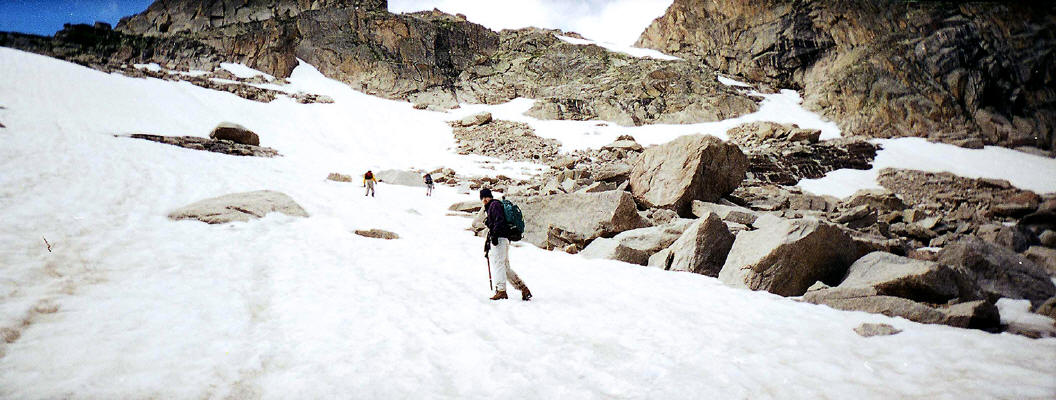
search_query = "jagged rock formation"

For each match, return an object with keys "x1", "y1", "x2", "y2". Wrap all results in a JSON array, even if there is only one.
[{"x1": 637, "y1": 0, "x2": 1056, "y2": 151}]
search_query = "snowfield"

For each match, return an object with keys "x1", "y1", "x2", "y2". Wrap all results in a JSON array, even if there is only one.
[{"x1": 1, "y1": 47, "x2": 1055, "y2": 399}]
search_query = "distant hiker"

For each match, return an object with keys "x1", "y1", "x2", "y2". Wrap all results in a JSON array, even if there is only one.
[
  {"x1": 481, "y1": 188, "x2": 532, "y2": 301},
  {"x1": 424, "y1": 173, "x2": 434, "y2": 196},
  {"x1": 363, "y1": 170, "x2": 377, "y2": 197}
]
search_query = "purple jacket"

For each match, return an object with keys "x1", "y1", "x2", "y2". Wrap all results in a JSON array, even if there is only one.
[{"x1": 485, "y1": 199, "x2": 508, "y2": 239}]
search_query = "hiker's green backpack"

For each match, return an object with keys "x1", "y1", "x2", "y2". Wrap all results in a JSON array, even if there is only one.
[{"x1": 500, "y1": 199, "x2": 525, "y2": 241}]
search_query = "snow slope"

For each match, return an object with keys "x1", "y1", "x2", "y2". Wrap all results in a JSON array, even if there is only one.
[
  {"x1": 1, "y1": 47, "x2": 1055, "y2": 399},
  {"x1": 556, "y1": 34, "x2": 681, "y2": 61}
]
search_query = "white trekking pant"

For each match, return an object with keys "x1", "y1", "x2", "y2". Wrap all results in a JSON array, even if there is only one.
[{"x1": 488, "y1": 238, "x2": 527, "y2": 292}]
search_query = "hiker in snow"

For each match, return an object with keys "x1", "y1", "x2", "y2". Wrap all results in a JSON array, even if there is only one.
[
  {"x1": 481, "y1": 188, "x2": 532, "y2": 301},
  {"x1": 363, "y1": 170, "x2": 377, "y2": 197},
  {"x1": 424, "y1": 173, "x2": 434, "y2": 196}
]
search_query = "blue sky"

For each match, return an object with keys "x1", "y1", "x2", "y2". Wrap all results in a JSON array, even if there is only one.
[
  {"x1": 0, "y1": 0, "x2": 154, "y2": 35},
  {"x1": 0, "y1": 0, "x2": 672, "y2": 45}
]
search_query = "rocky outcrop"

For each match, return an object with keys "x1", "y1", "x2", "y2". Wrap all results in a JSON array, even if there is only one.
[
  {"x1": 937, "y1": 237, "x2": 1056, "y2": 306},
  {"x1": 450, "y1": 119, "x2": 560, "y2": 164},
  {"x1": 515, "y1": 191, "x2": 650, "y2": 250},
  {"x1": 718, "y1": 217, "x2": 857, "y2": 296},
  {"x1": 168, "y1": 190, "x2": 308, "y2": 224},
  {"x1": 637, "y1": 0, "x2": 1056, "y2": 151},
  {"x1": 122, "y1": 134, "x2": 280, "y2": 157},
  {"x1": 629, "y1": 135, "x2": 747, "y2": 215},
  {"x1": 209, "y1": 122, "x2": 259, "y2": 145}
]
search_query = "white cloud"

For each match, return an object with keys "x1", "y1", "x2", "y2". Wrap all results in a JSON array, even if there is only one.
[{"x1": 387, "y1": 0, "x2": 673, "y2": 46}]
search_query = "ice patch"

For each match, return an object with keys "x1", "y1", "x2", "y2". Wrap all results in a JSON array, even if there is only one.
[
  {"x1": 799, "y1": 137, "x2": 1056, "y2": 198},
  {"x1": 718, "y1": 75, "x2": 752, "y2": 87},
  {"x1": 220, "y1": 62, "x2": 275, "y2": 80},
  {"x1": 556, "y1": 34, "x2": 681, "y2": 61},
  {"x1": 133, "y1": 62, "x2": 161, "y2": 72}
]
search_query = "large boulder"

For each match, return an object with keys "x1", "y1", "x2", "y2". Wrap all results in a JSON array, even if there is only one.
[
  {"x1": 375, "y1": 170, "x2": 426, "y2": 187},
  {"x1": 209, "y1": 122, "x2": 260, "y2": 146},
  {"x1": 718, "y1": 217, "x2": 857, "y2": 296},
  {"x1": 629, "y1": 135, "x2": 747, "y2": 215},
  {"x1": 168, "y1": 190, "x2": 308, "y2": 224},
  {"x1": 838, "y1": 252, "x2": 965, "y2": 304},
  {"x1": 651, "y1": 213, "x2": 735, "y2": 276},
  {"x1": 938, "y1": 237, "x2": 1056, "y2": 306},
  {"x1": 516, "y1": 191, "x2": 651, "y2": 249}
]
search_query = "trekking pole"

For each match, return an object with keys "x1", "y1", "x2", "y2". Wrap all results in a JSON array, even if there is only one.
[{"x1": 486, "y1": 256, "x2": 493, "y2": 291}]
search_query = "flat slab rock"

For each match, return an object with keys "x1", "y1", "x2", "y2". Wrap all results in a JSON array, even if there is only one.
[
  {"x1": 168, "y1": 190, "x2": 308, "y2": 224},
  {"x1": 854, "y1": 323, "x2": 902, "y2": 337},
  {"x1": 354, "y1": 229, "x2": 399, "y2": 240},
  {"x1": 123, "y1": 134, "x2": 280, "y2": 157}
]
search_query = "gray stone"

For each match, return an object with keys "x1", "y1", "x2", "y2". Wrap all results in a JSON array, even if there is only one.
[
  {"x1": 854, "y1": 323, "x2": 902, "y2": 337},
  {"x1": 457, "y1": 112, "x2": 493, "y2": 127},
  {"x1": 168, "y1": 190, "x2": 308, "y2": 224},
  {"x1": 1023, "y1": 246, "x2": 1056, "y2": 277},
  {"x1": 516, "y1": 191, "x2": 651, "y2": 249},
  {"x1": 661, "y1": 213, "x2": 735, "y2": 276},
  {"x1": 838, "y1": 252, "x2": 964, "y2": 304},
  {"x1": 844, "y1": 189, "x2": 906, "y2": 213},
  {"x1": 629, "y1": 135, "x2": 747, "y2": 215},
  {"x1": 209, "y1": 122, "x2": 260, "y2": 146},
  {"x1": 581, "y1": 222, "x2": 691, "y2": 265},
  {"x1": 327, "y1": 172, "x2": 353, "y2": 182},
  {"x1": 719, "y1": 217, "x2": 857, "y2": 296},
  {"x1": 938, "y1": 237, "x2": 1056, "y2": 306},
  {"x1": 354, "y1": 229, "x2": 399, "y2": 240},
  {"x1": 977, "y1": 224, "x2": 1037, "y2": 252},
  {"x1": 448, "y1": 201, "x2": 482, "y2": 213},
  {"x1": 1041, "y1": 230, "x2": 1056, "y2": 248}
]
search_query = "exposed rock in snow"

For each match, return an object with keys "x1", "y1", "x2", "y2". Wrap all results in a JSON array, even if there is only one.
[
  {"x1": 168, "y1": 190, "x2": 309, "y2": 224},
  {"x1": 354, "y1": 229, "x2": 400, "y2": 240},
  {"x1": 209, "y1": 122, "x2": 260, "y2": 146},
  {"x1": 326, "y1": 173, "x2": 353, "y2": 183},
  {"x1": 122, "y1": 134, "x2": 280, "y2": 157},
  {"x1": 854, "y1": 323, "x2": 901, "y2": 337}
]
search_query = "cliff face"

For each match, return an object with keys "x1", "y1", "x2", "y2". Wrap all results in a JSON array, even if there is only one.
[
  {"x1": 102, "y1": 1, "x2": 756, "y2": 126},
  {"x1": 116, "y1": 0, "x2": 387, "y2": 36},
  {"x1": 637, "y1": 0, "x2": 1056, "y2": 151}
]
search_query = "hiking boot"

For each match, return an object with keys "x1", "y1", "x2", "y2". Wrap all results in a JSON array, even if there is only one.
[
  {"x1": 521, "y1": 288, "x2": 533, "y2": 301},
  {"x1": 490, "y1": 290, "x2": 508, "y2": 300}
]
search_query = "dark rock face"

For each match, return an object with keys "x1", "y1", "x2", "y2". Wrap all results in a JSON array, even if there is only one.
[
  {"x1": 0, "y1": 23, "x2": 224, "y2": 71},
  {"x1": 116, "y1": 0, "x2": 387, "y2": 36},
  {"x1": 637, "y1": 0, "x2": 1056, "y2": 151},
  {"x1": 938, "y1": 237, "x2": 1056, "y2": 306},
  {"x1": 740, "y1": 138, "x2": 878, "y2": 186}
]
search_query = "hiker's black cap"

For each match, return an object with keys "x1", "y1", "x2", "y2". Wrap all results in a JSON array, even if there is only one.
[{"x1": 479, "y1": 188, "x2": 493, "y2": 199}]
